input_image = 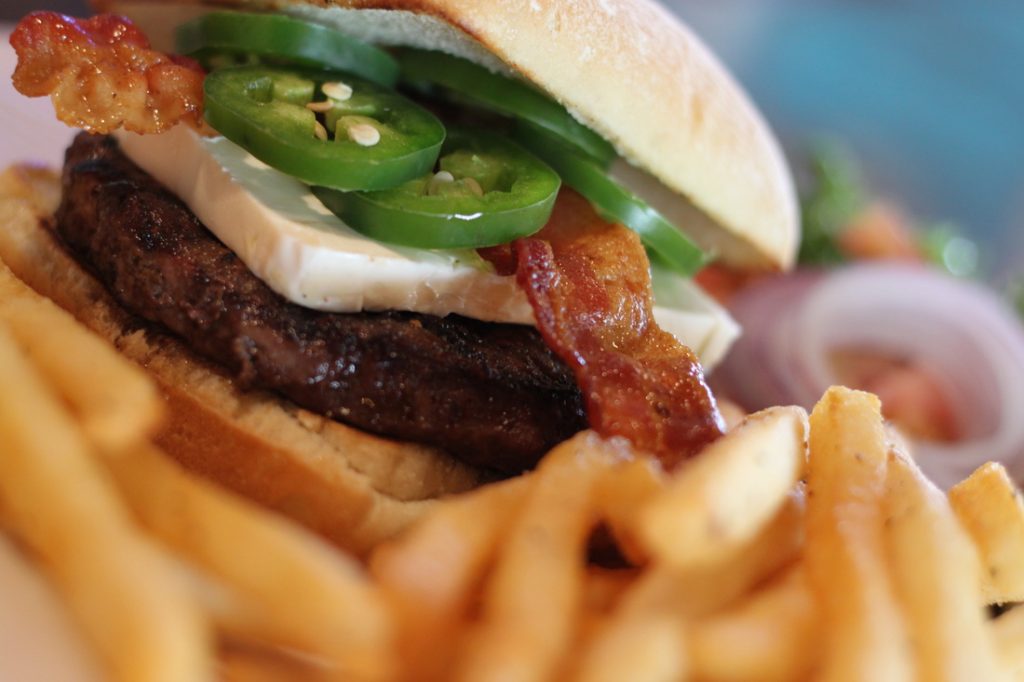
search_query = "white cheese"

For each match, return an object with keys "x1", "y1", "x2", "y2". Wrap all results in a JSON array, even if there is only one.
[{"x1": 115, "y1": 126, "x2": 739, "y2": 367}]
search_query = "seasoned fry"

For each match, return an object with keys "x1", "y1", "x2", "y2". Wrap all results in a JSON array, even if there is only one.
[
  {"x1": 687, "y1": 565, "x2": 819, "y2": 682},
  {"x1": 636, "y1": 406, "x2": 807, "y2": 570},
  {"x1": 883, "y1": 448, "x2": 1009, "y2": 681},
  {"x1": 805, "y1": 386, "x2": 912, "y2": 682},
  {"x1": 949, "y1": 462, "x2": 1024, "y2": 604},
  {"x1": 0, "y1": 262, "x2": 161, "y2": 452},
  {"x1": 0, "y1": 323, "x2": 213, "y2": 682},
  {"x1": 372, "y1": 478, "x2": 528, "y2": 682},
  {"x1": 103, "y1": 443, "x2": 394, "y2": 681},
  {"x1": 454, "y1": 432, "x2": 627, "y2": 682}
]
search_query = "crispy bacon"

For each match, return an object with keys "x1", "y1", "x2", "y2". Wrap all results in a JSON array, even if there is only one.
[
  {"x1": 484, "y1": 190, "x2": 725, "y2": 468},
  {"x1": 10, "y1": 12, "x2": 204, "y2": 134}
]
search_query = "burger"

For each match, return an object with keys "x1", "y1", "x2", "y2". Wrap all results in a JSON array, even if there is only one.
[{"x1": 1, "y1": 0, "x2": 798, "y2": 555}]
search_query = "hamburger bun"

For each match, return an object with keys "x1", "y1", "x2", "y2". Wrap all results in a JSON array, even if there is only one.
[
  {"x1": 100, "y1": 0, "x2": 800, "y2": 270},
  {"x1": 4, "y1": 0, "x2": 798, "y2": 552}
]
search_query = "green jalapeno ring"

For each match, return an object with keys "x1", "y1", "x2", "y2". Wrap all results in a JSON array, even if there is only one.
[
  {"x1": 176, "y1": 11, "x2": 400, "y2": 87},
  {"x1": 204, "y1": 66, "x2": 445, "y2": 191},
  {"x1": 313, "y1": 129, "x2": 561, "y2": 250},
  {"x1": 513, "y1": 122, "x2": 709, "y2": 277},
  {"x1": 393, "y1": 48, "x2": 616, "y2": 167}
]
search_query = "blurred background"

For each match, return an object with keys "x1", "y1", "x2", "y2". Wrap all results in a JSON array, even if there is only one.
[
  {"x1": 667, "y1": 1, "x2": 1024, "y2": 283},
  {"x1": 2, "y1": 0, "x2": 1022, "y2": 279}
]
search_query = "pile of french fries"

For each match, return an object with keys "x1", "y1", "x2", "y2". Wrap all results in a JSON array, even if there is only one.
[{"x1": 2, "y1": 251, "x2": 1024, "y2": 682}]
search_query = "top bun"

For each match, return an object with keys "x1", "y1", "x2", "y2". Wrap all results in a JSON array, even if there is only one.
[{"x1": 105, "y1": 0, "x2": 800, "y2": 270}]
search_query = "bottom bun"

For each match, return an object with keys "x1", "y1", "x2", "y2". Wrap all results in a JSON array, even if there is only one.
[{"x1": 0, "y1": 164, "x2": 484, "y2": 557}]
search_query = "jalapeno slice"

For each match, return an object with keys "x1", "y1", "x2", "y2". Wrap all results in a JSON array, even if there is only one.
[
  {"x1": 312, "y1": 130, "x2": 561, "y2": 249},
  {"x1": 514, "y1": 123, "x2": 708, "y2": 277},
  {"x1": 176, "y1": 11, "x2": 399, "y2": 87},
  {"x1": 203, "y1": 66, "x2": 445, "y2": 191},
  {"x1": 394, "y1": 48, "x2": 616, "y2": 167}
]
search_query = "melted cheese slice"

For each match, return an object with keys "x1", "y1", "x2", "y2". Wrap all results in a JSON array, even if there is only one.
[{"x1": 115, "y1": 126, "x2": 739, "y2": 367}]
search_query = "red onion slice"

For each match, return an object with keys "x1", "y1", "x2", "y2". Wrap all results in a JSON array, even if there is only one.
[{"x1": 716, "y1": 263, "x2": 1024, "y2": 488}]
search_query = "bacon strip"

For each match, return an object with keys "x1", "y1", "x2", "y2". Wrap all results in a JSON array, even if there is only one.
[
  {"x1": 484, "y1": 190, "x2": 724, "y2": 468},
  {"x1": 10, "y1": 12, "x2": 205, "y2": 134}
]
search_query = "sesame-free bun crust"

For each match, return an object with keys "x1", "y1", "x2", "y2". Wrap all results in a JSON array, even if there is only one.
[
  {"x1": 0, "y1": 165, "x2": 483, "y2": 557},
  {"x1": 103, "y1": 0, "x2": 799, "y2": 270}
]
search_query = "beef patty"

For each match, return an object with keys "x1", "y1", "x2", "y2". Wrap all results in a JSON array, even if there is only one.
[{"x1": 54, "y1": 133, "x2": 586, "y2": 474}]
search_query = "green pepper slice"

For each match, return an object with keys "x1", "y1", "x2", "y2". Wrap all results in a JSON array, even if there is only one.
[
  {"x1": 203, "y1": 66, "x2": 445, "y2": 191},
  {"x1": 176, "y1": 11, "x2": 399, "y2": 87},
  {"x1": 394, "y1": 48, "x2": 616, "y2": 167},
  {"x1": 514, "y1": 123, "x2": 708, "y2": 277},
  {"x1": 312, "y1": 129, "x2": 561, "y2": 249}
]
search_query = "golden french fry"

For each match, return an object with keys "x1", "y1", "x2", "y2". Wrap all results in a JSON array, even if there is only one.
[
  {"x1": 687, "y1": 565, "x2": 819, "y2": 682},
  {"x1": 806, "y1": 386, "x2": 912, "y2": 682},
  {"x1": 596, "y1": 457, "x2": 667, "y2": 564},
  {"x1": 992, "y1": 606, "x2": 1024, "y2": 678},
  {"x1": 624, "y1": 486, "x2": 804, "y2": 619},
  {"x1": 0, "y1": 165, "x2": 61, "y2": 216},
  {"x1": 582, "y1": 567, "x2": 638, "y2": 615},
  {"x1": 454, "y1": 432, "x2": 628, "y2": 682},
  {"x1": 219, "y1": 639, "x2": 335, "y2": 682},
  {"x1": 0, "y1": 533, "x2": 106, "y2": 682},
  {"x1": 371, "y1": 478, "x2": 528, "y2": 682},
  {"x1": 0, "y1": 324, "x2": 213, "y2": 682},
  {"x1": 573, "y1": 488, "x2": 805, "y2": 682},
  {"x1": 103, "y1": 443, "x2": 394, "y2": 681},
  {"x1": 883, "y1": 448, "x2": 1009, "y2": 681},
  {"x1": 573, "y1": 613, "x2": 686, "y2": 682},
  {"x1": 0, "y1": 261, "x2": 162, "y2": 452},
  {"x1": 949, "y1": 462, "x2": 1024, "y2": 604},
  {"x1": 636, "y1": 406, "x2": 808, "y2": 570}
]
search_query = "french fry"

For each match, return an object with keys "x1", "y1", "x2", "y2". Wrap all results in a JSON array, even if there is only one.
[
  {"x1": 572, "y1": 487, "x2": 805, "y2": 682},
  {"x1": 949, "y1": 462, "x2": 1024, "y2": 604},
  {"x1": 687, "y1": 565, "x2": 819, "y2": 682},
  {"x1": 0, "y1": 165, "x2": 61, "y2": 216},
  {"x1": 582, "y1": 567, "x2": 638, "y2": 615},
  {"x1": 0, "y1": 324, "x2": 213, "y2": 682},
  {"x1": 991, "y1": 606, "x2": 1024, "y2": 678},
  {"x1": 219, "y1": 639, "x2": 336, "y2": 682},
  {"x1": 573, "y1": 613, "x2": 686, "y2": 682},
  {"x1": 623, "y1": 486, "x2": 805, "y2": 619},
  {"x1": 595, "y1": 457, "x2": 666, "y2": 564},
  {"x1": 371, "y1": 478, "x2": 528, "y2": 682},
  {"x1": 883, "y1": 447, "x2": 1009, "y2": 681},
  {"x1": 454, "y1": 432, "x2": 627, "y2": 682},
  {"x1": 805, "y1": 386, "x2": 912, "y2": 682},
  {"x1": 0, "y1": 261, "x2": 162, "y2": 452},
  {"x1": 636, "y1": 406, "x2": 808, "y2": 570},
  {"x1": 103, "y1": 443, "x2": 394, "y2": 681},
  {"x1": 0, "y1": 533, "x2": 106, "y2": 682}
]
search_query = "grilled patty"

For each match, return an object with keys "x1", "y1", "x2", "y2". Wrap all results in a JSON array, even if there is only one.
[{"x1": 54, "y1": 133, "x2": 585, "y2": 474}]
